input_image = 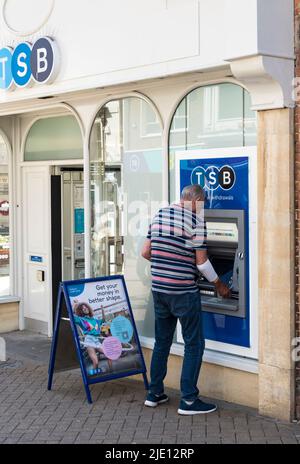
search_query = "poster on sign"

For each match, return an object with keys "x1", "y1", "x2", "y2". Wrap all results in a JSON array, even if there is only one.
[{"x1": 48, "y1": 276, "x2": 148, "y2": 403}]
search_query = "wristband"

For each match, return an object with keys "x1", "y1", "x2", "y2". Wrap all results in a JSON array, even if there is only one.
[{"x1": 197, "y1": 259, "x2": 218, "y2": 283}]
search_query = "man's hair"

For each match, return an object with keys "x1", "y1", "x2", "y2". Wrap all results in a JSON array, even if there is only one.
[{"x1": 181, "y1": 184, "x2": 205, "y2": 201}]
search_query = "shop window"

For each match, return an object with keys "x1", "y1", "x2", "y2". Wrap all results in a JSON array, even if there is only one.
[
  {"x1": 0, "y1": 134, "x2": 10, "y2": 297},
  {"x1": 89, "y1": 97, "x2": 163, "y2": 338},
  {"x1": 140, "y1": 100, "x2": 161, "y2": 137},
  {"x1": 24, "y1": 115, "x2": 83, "y2": 161},
  {"x1": 169, "y1": 83, "x2": 257, "y2": 200}
]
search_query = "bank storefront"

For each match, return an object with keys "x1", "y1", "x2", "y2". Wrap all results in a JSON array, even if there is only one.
[{"x1": 0, "y1": 0, "x2": 296, "y2": 421}]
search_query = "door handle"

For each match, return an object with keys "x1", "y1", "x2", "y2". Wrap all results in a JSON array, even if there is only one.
[{"x1": 37, "y1": 270, "x2": 45, "y2": 282}]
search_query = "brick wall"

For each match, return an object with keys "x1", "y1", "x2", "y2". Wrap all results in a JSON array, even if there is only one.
[{"x1": 295, "y1": 0, "x2": 300, "y2": 420}]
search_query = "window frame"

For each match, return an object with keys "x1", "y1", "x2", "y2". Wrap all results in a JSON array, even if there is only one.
[
  {"x1": 0, "y1": 129, "x2": 14, "y2": 298},
  {"x1": 168, "y1": 83, "x2": 257, "y2": 190},
  {"x1": 167, "y1": 82, "x2": 258, "y2": 362}
]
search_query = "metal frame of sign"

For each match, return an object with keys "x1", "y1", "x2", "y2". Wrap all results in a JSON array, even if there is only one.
[{"x1": 48, "y1": 275, "x2": 149, "y2": 404}]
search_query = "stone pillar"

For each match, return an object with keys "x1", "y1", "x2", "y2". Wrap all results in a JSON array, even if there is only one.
[{"x1": 258, "y1": 108, "x2": 295, "y2": 421}]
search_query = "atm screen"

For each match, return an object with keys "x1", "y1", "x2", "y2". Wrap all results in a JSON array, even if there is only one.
[{"x1": 206, "y1": 221, "x2": 238, "y2": 243}]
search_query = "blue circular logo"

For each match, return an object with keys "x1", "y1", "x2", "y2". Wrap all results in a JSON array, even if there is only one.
[
  {"x1": 0, "y1": 47, "x2": 13, "y2": 90},
  {"x1": 204, "y1": 165, "x2": 220, "y2": 191},
  {"x1": 110, "y1": 316, "x2": 134, "y2": 343},
  {"x1": 191, "y1": 166, "x2": 206, "y2": 188},
  {"x1": 11, "y1": 42, "x2": 32, "y2": 87},
  {"x1": 31, "y1": 37, "x2": 55, "y2": 84}
]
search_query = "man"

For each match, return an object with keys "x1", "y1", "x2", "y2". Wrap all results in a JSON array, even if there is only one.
[{"x1": 141, "y1": 184, "x2": 231, "y2": 415}]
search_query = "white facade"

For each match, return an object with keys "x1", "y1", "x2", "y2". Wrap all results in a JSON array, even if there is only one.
[
  {"x1": 0, "y1": 0, "x2": 295, "y2": 390},
  {"x1": 0, "y1": 0, "x2": 294, "y2": 110}
]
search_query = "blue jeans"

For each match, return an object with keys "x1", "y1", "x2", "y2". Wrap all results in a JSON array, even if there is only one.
[{"x1": 149, "y1": 290, "x2": 205, "y2": 402}]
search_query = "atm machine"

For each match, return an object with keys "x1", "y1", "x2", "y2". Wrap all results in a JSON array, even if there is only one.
[
  {"x1": 198, "y1": 209, "x2": 245, "y2": 318},
  {"x1": 176, "y1": 148, "x2": 257, "y2": 356}
]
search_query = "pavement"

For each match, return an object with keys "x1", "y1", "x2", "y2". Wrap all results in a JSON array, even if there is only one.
[{"x1": 0, "y1": 330, "x2": 300, "y2": 444}]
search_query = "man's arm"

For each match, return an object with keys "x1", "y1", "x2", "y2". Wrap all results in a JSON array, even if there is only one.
[
  {"x1": 195, "y1": 249, "x2": 208, "y2": 265},
  {"x1": 141, "y1": 239, "x2": 151, "y2": 261},
  {"x1": 195, "y1": 249, "x2": 231, "y2": 298}
]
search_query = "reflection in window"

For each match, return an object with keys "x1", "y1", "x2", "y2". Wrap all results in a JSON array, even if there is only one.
[
  {"x1": 0, "y1": 135, "x2": 10, "y2": 296},
  {"x1": 89, "y1": 97, "x2": 163, "y2": 338},
  {"x1": 140, "y1": 101, "x2": 161, "y2": 137},
  {"x1": 169, "y1": 83, "x2": 257, "y2": 200}
]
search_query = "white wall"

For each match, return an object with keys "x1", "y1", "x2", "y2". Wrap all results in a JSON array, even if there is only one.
[{"x1": 0, "y1": 0, "x2": 294, "y2": 104}]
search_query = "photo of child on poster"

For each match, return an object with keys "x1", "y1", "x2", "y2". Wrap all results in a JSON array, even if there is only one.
[{"x1": 66, "y1": 278, "x2": 143, "y2": 378}]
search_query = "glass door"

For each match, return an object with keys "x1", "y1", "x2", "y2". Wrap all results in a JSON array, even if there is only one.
[
  {"x1": 90, "y1": 166, "x2": 123, "y2": 277},
  {"x1": 90, "y1": 101, "x2": 124, "y2": 278},
  {"x1": 102, "y1": 170, "x2": 123, "y2": 275},
  {"x1": 89, "y1": 97, "x2": 164, "y2": 338}
]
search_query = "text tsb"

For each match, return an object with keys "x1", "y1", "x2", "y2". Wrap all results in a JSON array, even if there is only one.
[
  {"x1": 0, "y1": 37, "x2": 59, "y2": 90},
  {"x1": 191, "y1": 165, "x2": 236, "y2": 191}
]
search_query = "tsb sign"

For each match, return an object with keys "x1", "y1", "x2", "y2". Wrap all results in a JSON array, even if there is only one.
[
  {"x1": 0, "y1": 37, "x2": 59, "y2": 90},
  {"x1": 191, "y1": 165, "x2": 236, "y2": 191}
]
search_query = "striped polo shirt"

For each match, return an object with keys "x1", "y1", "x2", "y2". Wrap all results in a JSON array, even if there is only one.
[{"x1": 147, "y1": 203, "x2": 207, "y2": 294}]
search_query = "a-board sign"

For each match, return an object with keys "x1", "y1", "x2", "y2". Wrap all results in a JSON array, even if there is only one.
[{"x1": 48, "y1": 276, "x2": 149, "y2": 403}]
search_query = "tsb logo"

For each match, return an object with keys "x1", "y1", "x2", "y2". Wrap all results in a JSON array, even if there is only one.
[
  {"x1": 0, "y1": 37, "x2": 59, "y2": 90},
  {"x1": 191, "y1": 165, "x2": 236, "y2": 191}
]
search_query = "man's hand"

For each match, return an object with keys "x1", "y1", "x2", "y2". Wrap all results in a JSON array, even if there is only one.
[{"x1": 214, "y1": 278, "x2": 231, "y2": 298}]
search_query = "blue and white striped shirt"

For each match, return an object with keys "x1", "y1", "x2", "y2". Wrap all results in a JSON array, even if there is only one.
[{"x1": 147, "y1": 203, "x2": 207, "y2": 294}]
